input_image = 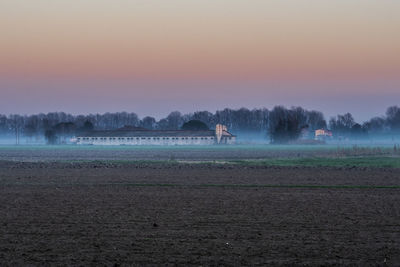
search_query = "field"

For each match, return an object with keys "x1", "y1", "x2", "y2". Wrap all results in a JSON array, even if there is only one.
[
  {"x1": 1, "y1": 144, "x2": 399, "y2": 162},
  {"x1": 1, "y1": 145, "x2": 400, "y2": 265}
]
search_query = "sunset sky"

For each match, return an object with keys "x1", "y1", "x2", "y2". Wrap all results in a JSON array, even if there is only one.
[{"x1": 1, "y1": 0, "x2": 399, "y2": 121}]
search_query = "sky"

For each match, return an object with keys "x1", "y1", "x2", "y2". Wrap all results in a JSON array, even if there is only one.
[{"x1": 0, "y1": 0, "x2": 399, "y2": 122}]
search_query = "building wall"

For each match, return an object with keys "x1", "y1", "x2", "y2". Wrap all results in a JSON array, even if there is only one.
[
  {"x1": 219, "y1": 136, "x2": 236, "y2": 145},
  {"x1": 227, "y1": 136, "x2": 236, "y2": 144},
  {"x1": 77, "y1": 136, "x2": 217, "y2": 146}
]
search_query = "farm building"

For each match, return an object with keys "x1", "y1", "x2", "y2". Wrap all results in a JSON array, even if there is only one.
[
  {"x1": 315, "y1": 128, "x2": 333, "y2": 141},
  {"x1": 75, "y1": 124, "x2": 236, "y2": 145}
]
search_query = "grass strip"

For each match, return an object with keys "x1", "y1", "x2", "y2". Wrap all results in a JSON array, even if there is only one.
[
  {"x1": 58, "y1": 156, "x2": 400, "y2": 168},
  {"x1": 1, "y1": 156, "x2": 400, "y2": 168},
  {"x1": 230, "y1": 156, "x2": 400, "y2": 168}
]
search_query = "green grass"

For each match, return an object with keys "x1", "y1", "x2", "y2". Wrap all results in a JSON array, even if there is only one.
[
  {"x1": 231, "y1": 156, "x2": 400, "y2": 168},
  {"x1": 0, "y1": 144, "x2": 370, "y2": 151},
  {"x1": 36, "y1": 156, "x2": 400, "y2": 169},
  {"x1": 0, "y1": 144, "x2": 397, "y2": 156},
  {"x1": 1, "y1": 144, "x2": 400, "y2": 168}
]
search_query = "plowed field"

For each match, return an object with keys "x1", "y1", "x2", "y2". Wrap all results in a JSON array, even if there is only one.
[{"x1": 1, "y1": 161, "x2": 399, "y2": 265}]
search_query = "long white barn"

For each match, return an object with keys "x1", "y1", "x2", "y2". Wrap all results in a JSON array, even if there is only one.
[{"x1": 75, "y1": 124, "x2": 236, "y2": 146}]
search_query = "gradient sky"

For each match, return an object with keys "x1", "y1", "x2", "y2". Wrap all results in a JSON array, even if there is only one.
[{"x1": 1, "y1": 0, "x2": 399, "y2": 121}]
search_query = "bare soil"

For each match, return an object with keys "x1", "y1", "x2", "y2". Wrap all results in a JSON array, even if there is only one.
[{"x1": 1, "y1": 161, "x2": 400, "y2": 266}]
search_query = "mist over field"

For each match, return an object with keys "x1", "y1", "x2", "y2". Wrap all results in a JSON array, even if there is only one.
[{"x1": 1, "y1": 105, "x2": 400, "y2": 145}]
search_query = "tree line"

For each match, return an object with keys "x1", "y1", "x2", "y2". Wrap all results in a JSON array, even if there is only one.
[{"x1": 0, "y1": 105, "x2": 400, "y2": 144}]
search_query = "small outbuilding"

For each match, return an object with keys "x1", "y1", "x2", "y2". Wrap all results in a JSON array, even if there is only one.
[{"x1": 315, "y1": 129, "x2": 333, "y2": 140}]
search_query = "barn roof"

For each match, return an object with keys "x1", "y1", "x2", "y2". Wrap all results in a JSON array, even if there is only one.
[{"x1": 78, "y1": 130, "x2": 221, "y2": 138}]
